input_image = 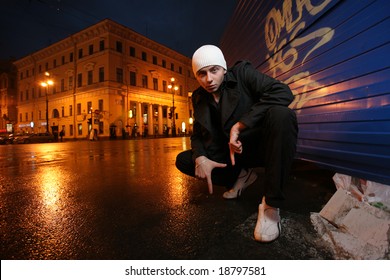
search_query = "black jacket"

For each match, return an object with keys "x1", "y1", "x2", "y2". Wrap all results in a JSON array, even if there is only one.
[{"x1": 191, "y1": 60, "x2": 294, "y2": 162}]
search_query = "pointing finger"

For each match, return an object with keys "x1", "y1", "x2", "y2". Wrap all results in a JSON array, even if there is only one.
[
  {"x1": 230, "y1": 150, "x2": 236, "y2": 166},
  {"x1": 207, "y1": 176, "x2": 213, "y2": 194}
]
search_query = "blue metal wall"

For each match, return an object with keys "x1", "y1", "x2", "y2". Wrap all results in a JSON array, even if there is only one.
[{"x1": 220, "y1": 0, "x2": 390, "y2": 184}]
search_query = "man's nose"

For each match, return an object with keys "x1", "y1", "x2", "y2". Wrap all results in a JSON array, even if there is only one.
[{"x1": 206, "y1": 72, "x2": 213, "y2": 82}]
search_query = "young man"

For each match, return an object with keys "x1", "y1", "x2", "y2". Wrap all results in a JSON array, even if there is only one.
[{"x1": 175, "y1": 45, "x2": 298, "y2": 242}]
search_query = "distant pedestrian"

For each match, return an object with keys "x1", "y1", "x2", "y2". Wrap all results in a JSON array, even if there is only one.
[
  {"x1": 59, "y1": 129, "x2": 65, "y2": 142},
  {"x1": 53, "y1": 130, "x2": 59, "y2": 142}
]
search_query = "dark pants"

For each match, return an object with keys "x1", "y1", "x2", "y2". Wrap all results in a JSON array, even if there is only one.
[{"x1": 175, "y1": 106, "x2": 298, "y2": 208}]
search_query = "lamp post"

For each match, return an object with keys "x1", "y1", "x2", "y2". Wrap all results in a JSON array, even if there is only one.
[
  {"x1": 188, "y1": 91, "x2": 193, "y2": 135},
  {"x1": 168, "y1": 77, "x2": 178, "y2": 137},
  {"x1": 40, "y1": 72, "x2": 53, "y2": 133}
]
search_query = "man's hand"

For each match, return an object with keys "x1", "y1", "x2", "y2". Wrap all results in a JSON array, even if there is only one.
[
  {"x1": 229, "y1": 122, "x2": 247, "y2": 166},
  {"x1": 195, "y1": 156, "x2": 227, "y2": 194}
]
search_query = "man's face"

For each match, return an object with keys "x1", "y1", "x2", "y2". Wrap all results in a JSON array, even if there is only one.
[{"x1": 195, "y1": 65, "x2": 226, "y2": 93}]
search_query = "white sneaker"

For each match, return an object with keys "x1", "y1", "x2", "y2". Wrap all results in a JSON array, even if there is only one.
[
  {"x1": 223, "y1": 169, "x2": 257, "y2": 199},
  {"x1": 254, "y1": 197, "x2": 281, "y2": 242}
]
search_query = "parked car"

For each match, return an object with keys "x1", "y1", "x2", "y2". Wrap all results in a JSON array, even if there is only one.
[
  {"x1": 13, "y1": 133, "x2": 55, "y2": 144},
  {"x1": 0, "y1": 133, "x2": 14, "y2": 144}
]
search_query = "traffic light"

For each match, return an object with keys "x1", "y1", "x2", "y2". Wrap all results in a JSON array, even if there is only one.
[{"x1": 87, "y1": 118, "x2": 92, "y2": 124}]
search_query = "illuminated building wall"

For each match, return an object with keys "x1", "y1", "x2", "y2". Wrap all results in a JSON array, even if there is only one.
[
  {"x1": 14, "y1": 19, "x2": 198, "y2": 139},
  {"x1": 0, "y1": 61, "x2": 17, "y2": 133}
]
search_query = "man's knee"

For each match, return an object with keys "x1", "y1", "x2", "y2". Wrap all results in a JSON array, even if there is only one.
[
  {"x1": 267, "y1": 106, "x2": 296, "y2": 123},
  {"x1": 175, "y1": 150, "x2": 194, "y2": 176},
  {"x1": 266, "y1": 106, "x2": 297, "y2": 133},
  {"x1": 175, "y1": 151, "x2": 186, "y2": 170}
]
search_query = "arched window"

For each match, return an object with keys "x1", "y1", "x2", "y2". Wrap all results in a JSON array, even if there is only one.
[{"x1": 52, "y1": 109, "x2": 60, "y2": 118}]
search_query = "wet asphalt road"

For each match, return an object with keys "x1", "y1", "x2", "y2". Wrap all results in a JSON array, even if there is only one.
[{"x1": 0, "y1": 137, "x2": 336, "y2": 260}]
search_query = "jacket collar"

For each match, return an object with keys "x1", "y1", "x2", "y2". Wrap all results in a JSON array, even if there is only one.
[
  {"x1": 220, "y1": 71, "x2": 240, "y2": 126},
  {"x1": 193, "y1": 70, "x2": 240, "y2": 130}
]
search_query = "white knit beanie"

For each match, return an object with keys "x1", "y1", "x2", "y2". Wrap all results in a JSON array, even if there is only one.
[{"x1": 192, "y1": 45, "x2": 227, "y2": 76}]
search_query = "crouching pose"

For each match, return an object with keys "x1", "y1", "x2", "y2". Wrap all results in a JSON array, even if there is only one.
[{"x1": 176, "y1": 45, "x2": 298, "y2": 242}]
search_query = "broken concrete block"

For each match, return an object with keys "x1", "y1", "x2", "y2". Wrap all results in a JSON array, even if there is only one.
[
  {"x1": 341, "y1": 208, "x2": 390, "y2": 250},
  {"x1": 319, "y1": 188, "x2": 358, "y2": 225},
  {"x1": 313, "y1": 186, "x2": 390, "y2": 259},
  {"x1": 311, "y1": 212, "x2": 389, "y2": 259}
]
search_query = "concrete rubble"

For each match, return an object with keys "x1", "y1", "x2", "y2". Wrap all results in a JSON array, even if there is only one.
[{"x1": 311, "y1": 176, "x2": 390, "y2": 259}]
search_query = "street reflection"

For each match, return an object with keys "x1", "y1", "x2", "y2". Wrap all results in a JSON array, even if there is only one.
[
  {"x1": 181, "y1": 137, "x2": 188, "y2": 150},
  {"x1": 166, "y1": 168, "x2": 187, "y2": 207},
  {"x1": 0, "y1": 137, "x2": 204, "y2": 259},
  {"x1": 39, "y1": 167, "x2": 63, "y2": 211},
  {"x1": 164, "y1": 138, "x2": 190, "y2": 207}
]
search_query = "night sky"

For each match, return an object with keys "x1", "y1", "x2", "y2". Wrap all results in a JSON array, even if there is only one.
[{"x1": 0, "y1": 0, "x2": 238, "y2": 60}]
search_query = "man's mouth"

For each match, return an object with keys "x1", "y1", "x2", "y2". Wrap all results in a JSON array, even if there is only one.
[{"x1": 206, "y1": 85, "x2": 217, "y2": 91}]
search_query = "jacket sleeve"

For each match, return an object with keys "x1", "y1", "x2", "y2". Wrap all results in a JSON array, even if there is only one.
[
  {"x1": 237, "y1": 61, "x2": 294, "y2": 128},
  {"x1": 190, "y1": 90, "x2": 207, "y2": 161},
  {"x1": 190, "y1": 120, "x2": 207, "y2": 161}
]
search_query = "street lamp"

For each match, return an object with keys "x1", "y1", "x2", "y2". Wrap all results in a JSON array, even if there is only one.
[
  {"x1": 40, "y1": 72, "x2": 53, "y2": 133},
  {"x1": 188, "y1": 91, "x2": 193, "y2": 135},
  {"x1": 168, "y1": 77, "x2": 178, "y2": 136}
]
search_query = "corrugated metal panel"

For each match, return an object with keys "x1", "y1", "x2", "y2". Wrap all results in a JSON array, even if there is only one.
[{"x1": 220, "y1": 0, "x2": 390, "y2": 184}]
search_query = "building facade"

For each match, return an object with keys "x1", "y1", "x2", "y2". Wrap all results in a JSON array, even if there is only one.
[
  {"x1": 0, "y1": 60, "x2": 17, "y2": 133},
  {"x1": 13, "y1": 19, "x2": 198, "y2": 140}
]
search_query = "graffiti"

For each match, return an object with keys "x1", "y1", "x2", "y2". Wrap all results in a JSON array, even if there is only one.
[{"x1": 264, "y1": 0, "x2": 335, "y2": 109}]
